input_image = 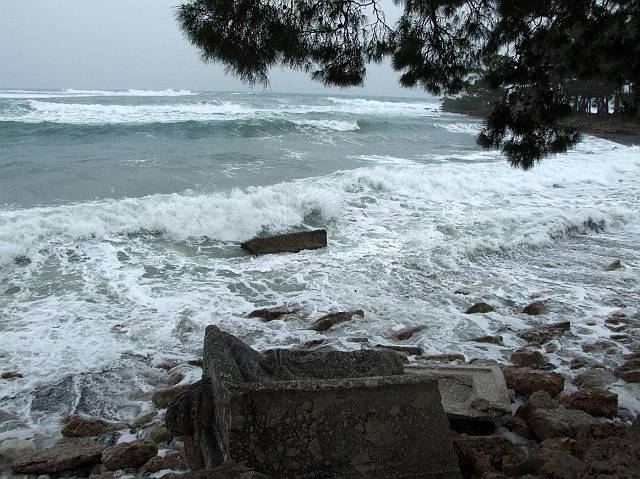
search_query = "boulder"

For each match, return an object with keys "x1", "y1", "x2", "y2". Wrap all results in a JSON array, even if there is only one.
[
  {"x1": 0, "y1": 438, "x2": 36, "y2": 464},
  {"x1": 132, "y1": 410, "x2": 156, "y2": 428},
  {"x1": 1, "y1": 371, "x2": 23, "y2": 380},
  {"x1": 561, "y1": 388, "x2": 618, "y2": 417},
  {"x1": 539, "y1": 437, "x2": 581, "y2": 458},
  {"x1": 391, "y1": 325, "x2": 426, "y2": 341},
  {"x1": 310, "y1": 309, "x2": 364, "y2": 332},
  {"x1": 574, "y1": 368, "x2": 617, "y2": 389},
  {"x1": 143, "y1": 450, "x2": 187, "y2": 473},
  {"x1": 152, "y1": 383, "x2": 193, "y2": 408},
  {"x1": 168, "y1": 371, "x2": 186, "y2": 386},
  {"x1": 516, "y1": 391, "x2": 559, "y2": 421},
  {"x1": 605, "y1": 259, "x2": 622, "y2": 271},
  {"x1": 148, "y1": 425, "x2": 172, "y2": 444},
  {"x1": 465, "y1": 303, "x2": 495, "y2": 314},
  {"x1": 470, "y1": 335, "x2": 503, "y2": 345},
  {"x1": 102, "y1": 439, "x2": 158, "y2": 471},
  {"x1": 517, "y1": 321, "x2": 570, "y2": 345},
  {"x1": 523, "y1": 301, "x2": 549, "y2": 316},
  {"x1": 451, "y1": 433, "x2": 526, "y2": 478},
  {"x1": 516, "y1": 449, "x2": 582, "y2": 479},
  {"x1": 580, "y1": 422, "x2": 640, "y2": 478},
  {"x1": 454, "y1": 287, "x2": 471, "y2": 295},
  {"x1": 582, "y1": 340, "x2": 617, "y2": 353},
  {"x1": 614, "y1": 359, "x2": 640, "y2": 383},
  {"x1": 374, "y1": 344, "x2": 423, "y2": 356},
  {"x1": 61, "y1": 415, "x2": 126, "y2": 437},
  {"x1": 526, "y1": 408, "x2": 598, "y2": 441},
  {"x1": 575, "y1": 422, "x2": 629, "y2": 452},
  {"x1": 502, "y1": 367, "x2": 565, "y2": 397},
  {"x1": 11, "y1": 438, "x2": 104, "y2": 474},
  {"x1": 569, "y1": 358, "x2": 587, "y2": 370},
  {"x1": 247, "y1": 306, "x2": 300, "y2": 321},
  {"x1": 241, "y1": 229, "x2": 327, "y2": 255},
  {"x1": 416, "y1": 354, "x2": 466, "y2": 362},
  {"x1": 510, "y1": 348, "x2": 547, "y2": 367}
]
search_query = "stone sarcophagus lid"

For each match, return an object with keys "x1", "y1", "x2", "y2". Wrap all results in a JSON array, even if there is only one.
[{"x1": 166, "y1": 326, "x2": 461, "y2": 478}]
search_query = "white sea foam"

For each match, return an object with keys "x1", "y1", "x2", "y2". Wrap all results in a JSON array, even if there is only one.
[
  {"x1": 294, "y1": 119, "x2": 360, "y2": 131},
  {"x1": 435, "y1": 121, "x2": 483, "y2": 134},
  {"x1": 0, "y1": 88, "x2": 195, "y2": 99}
]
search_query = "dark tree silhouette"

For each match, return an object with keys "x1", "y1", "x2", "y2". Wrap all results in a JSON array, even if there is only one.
[{"x1": 177, "y1": 0, "x2": 639, "y2": 169}]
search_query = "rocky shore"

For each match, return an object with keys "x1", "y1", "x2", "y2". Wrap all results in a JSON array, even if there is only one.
[{"x1": 2, "y1": 246, "x2": 639, "y2": 478}]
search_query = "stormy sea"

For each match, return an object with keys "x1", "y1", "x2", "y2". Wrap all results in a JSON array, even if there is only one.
[{"x1": 1, "y1": 89, "x2": 639, "y2": 450}]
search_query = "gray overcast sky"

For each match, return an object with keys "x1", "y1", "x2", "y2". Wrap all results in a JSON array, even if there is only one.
[{"x1": 0, "y1": 0, "x2": 424, "y2": 97}]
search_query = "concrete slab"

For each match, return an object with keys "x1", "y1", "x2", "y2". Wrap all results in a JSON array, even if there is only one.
[{"x1": 405, "y1": 364, "x2": 511, "y2": 426}]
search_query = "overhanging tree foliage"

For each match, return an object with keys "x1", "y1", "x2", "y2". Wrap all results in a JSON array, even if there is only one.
[{"x1": 177, "y1": 0, "x2": 639, "y2": 169}]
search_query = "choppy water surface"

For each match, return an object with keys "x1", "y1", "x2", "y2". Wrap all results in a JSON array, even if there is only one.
[{"x1": 1, "y1": 89, "x2": 639, "y2": 447}]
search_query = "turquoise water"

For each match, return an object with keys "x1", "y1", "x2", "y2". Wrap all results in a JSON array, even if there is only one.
[{"x1": 1, "y1": 89, "x2": 639, "y2": 448}]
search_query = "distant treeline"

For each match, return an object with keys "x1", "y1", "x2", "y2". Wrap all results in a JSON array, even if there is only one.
[{"x1": 444, "y1": 81, "x2": 638, "y2": 117}]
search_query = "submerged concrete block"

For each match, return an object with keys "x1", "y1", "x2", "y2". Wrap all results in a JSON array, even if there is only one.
[
  {"x1": 241, "y1": 230, "x2": 327, "y2": 255},
  {"x1": 405, "y1": 364, "x2": 511, "y2": 428}
]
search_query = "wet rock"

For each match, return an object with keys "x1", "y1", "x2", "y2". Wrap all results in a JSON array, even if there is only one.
[
  {"x1": 247, "y1": 306, "x2": 300, "y2": 321},
  {"x1": 503, "y1": 416, "x2": 531, "y2": 438},
  {"x1": 523, "y1": 301, "x2": 549, "y2": 316},
  {"x1": 605, "y1": 259, "x2": 622, "y2": 271},
  {"x1": 561, "y1": 388, "x2": 618, "y2": 417},
  {"x1": 391, "y1": 325, "x2": 426, "y2": 341},
  {"x1": 168, "y1": 371, "x2": 186, "y2": 387},
  {"x1": 241, "y1": 229, "x2": 327, "y2": 255},
  {"x1": 517, "y1": 449, "x2": 582, "y2": 479},
  {"x1": 14, "y1": 256, "x2": 32, "y2": 266},
  {"x1": 309, "y1": 309, "x2": 364, "y2": 332},
  {"x1": 152, "y1": 384, "x2": 193, "y2": 408},
  {"x1": 582, "y1": 339, "x2": 617, "y2": 353},
  {"x1": 471, "y1": 335, "x2": 503, "y2": 345},
  {"x1": 569, "y1": 358, "x2": 587, "y2": 370},
  {"x1": 148, "y1": 425, "x2": 172, "y2": 444},
  {"x1": 416, "y1": 353, "x2": 466, "y2": 362},
  {"x1": 517, "y1": 321, "x2": 571, "y2": 345},
  {"x1": 545, "y1": 343, "x2": 558, "y2": 353},
  {"x1": 374, "y1": 344, "x2": 423, "y2": 356},
  {"x1": 61, "y1": 416, "x2": 126, "y2": 437},
  {"x1": 347, "y1": 337, "x2": 369, "y2": 343},
  {"x1": 526, "y1": 408, "x2": 598, "y2": 441},
  {"x1": 614, "y1": 358, "x2": 640, "y2": 383},
  {"x1": 11, "y1": 438, "x2": 104, "y2": 474},
  {"x1": 539, "y1": 437, "x2": 581, "y2": 458},
  {"x1": 574, "y1": 367, "x2": 617, "y2": 389},
  {"x1": 0, "y1": 438, "x2": 36, "y2": 464},
  {"x1": 143, "y1": 450, "x2": 187, "y2": 473},
  {"x1": 510, "y1": 348, "x2": 547, "y2": 367},
  {"x1": 575, "y1": 422, "x2": 629, "y2": 452},
  {"x1": 131, "y1": 410, "x2": 156, "y2": 428},
  {"x1": 1, "y1": 371, "x2": 23, "y2": 380},
  {"x1": 516, "y1": 391, "x2": 560, "y2": 421},
  {"x1": 102, "y1": 439, "x2": 157, "y2": 471},
  {"x1": 5, "y1": 285, "x2": 21, "y2": 295},
  {"x1": 465, "y1": 302, "x2": 495, "y2": 314},
  {"x1": 454, "y1": 286, "x2": 471, "y2": 295},
  {"x1": 451, "y1": 432, "x2": 526, "y2": 478},
  {"x1": 503, "y1": 367, "x2": 564, "y2": 397},
  {"x1": 580, "y1": 421, "x2": 640, "y2": 478},
  {"x1": 529, "y1": 362, "x2": 557, "y2": 371}
]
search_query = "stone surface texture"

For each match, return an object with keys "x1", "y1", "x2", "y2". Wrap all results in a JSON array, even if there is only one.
[
  {"x1": 241, "y1": 230, "x2": 327, "y2": 255},
  {"x1": 102, "y1": 439, "x2": 158, "y2": 471},
  {"x1": 166, "y1": 325, "x2": 462, "y2": 478},
  {"x1": 11, "y1": 438, "x2": 104, "y2": 474}
]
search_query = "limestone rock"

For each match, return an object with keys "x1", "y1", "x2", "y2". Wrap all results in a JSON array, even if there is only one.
[
  {"x1": 517, "y1": 449, "x2": 582, "y2": 479},
  {"x1": 451, "y1": 433, "x2": 526, "y2": 478},
  {"x1": 416, "y1": 353, "x2": 465, "y2": 362},
  {"x1": 523, "y1": 301, "x2": 549, "y2": 316},
  {"x1": 454, "y1": 287, "x2": 471, "y2": 295},
  {"x1": 1, "y1": 371, "x2": 23, "y2": 380},
  {"x1": 526, "y1": 408, "x2": 598, "y2": 441},
  {"x1": 471, "y1": 335, "x2": 503, "y2": 345},
  {"x1": 539, "y1": 437, "x2": 581, "y2": 458},
  {"x1": 580, "y1": 422, "x2": 640, "y2": 478},
  {"x1": 510, "y1": 348, "x2": 547, "y2": 367},
  {"x1": 61, "y1": 415, "x2": 126, "y2": 437},
  {"x1": 11, "y1": 438, "x2": 104, "y2": 474},
  {"x1": 310, "y1": 309, "x2": 364, "y2": 332},
  {"x1": 502, "y1": 367, "x2": 565, "y2": 397},
  {"x1": 143, "y1": 450, "x2": 187, "y2": 473},
  {"x1": 574, "y1": 368, "x2": 617, "y2": 389},
  {"x1": 465, "y1": 302, "x2": 495, "y2": 314},
  {"x1": 605, "y1": 259, "x2": 622, "y2": 271},
  {"x1": 517, "y1": 321, "x2": 570, "y2": 345},
  {"x1": 241, "y1": 229, "x2": 327, "y2": 255},
  {"x1": 614, "y1": 358, "x2": 640, "y2": 383},
  {"x1": 516, "y1": 391, "x2": 560, "y2": 421},
  {"x1": 569, "y1": 358, "x2": 587, "y2": 370},
  {"x1": 152, "y1": 383, "x2": 193, "y2": 408},
  {"x1": 582, "y1": 339, "x2": 617, "y2": 353},
  {"x1": 102, "y1": 439, "x2": 158, "y2": 471},
  {"x1": 562, "y1": 388, "x2": 618, "y2": 417},
  {"x1": 391, "y1": 325, "x2": 426, "y2": 341},
  {"x1": 168, "y1": 371, "x2": 186, "y2": 386},
  {"x1": 575, "y1": 422, "x2": 629, "y2": 452},
  {"x1": 178, "y1": 462, "x2": 270, "y2": 478},
  {"x1": 148, "y1": 425, "x2": 172, "y2": 444},
  {"x1": 132, "y1": 410, "x2": 156, "y2": 428},
  {"x1": 374, "y1": 344, "x2": 423, "y2": 356},
  {"x1": 247, "y1": 306, "x2": 300, "y2": 321},
  {"x1": 0, "y1": 438, "x2": 36, "y2": 463}
]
